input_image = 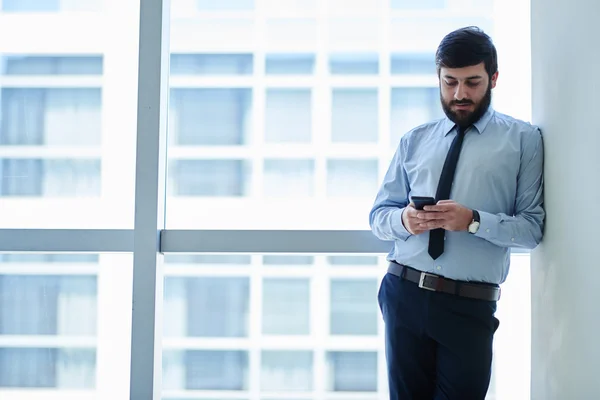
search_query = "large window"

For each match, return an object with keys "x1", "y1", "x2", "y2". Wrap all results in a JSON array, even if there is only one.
[
  {"x1": 160, "y1": 253, "x2": 384, "y2": 398},
  {"x1": 0, "y1": 0, "x2": 533, "y2": 399},
  {"x1": 164, "y1": 0, "x2": 498, "y2": 230},
  {"x1": 0, "y1": 253, "x2": 132, "y2": 398},
  {"x1": 0, "y1": 5, "x2": 139, "y2": 229}
]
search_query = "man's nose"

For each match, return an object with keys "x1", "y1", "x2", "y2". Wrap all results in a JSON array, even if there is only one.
[{"x1": 454, "y1": 83, "x2": 468, "y2": 100}]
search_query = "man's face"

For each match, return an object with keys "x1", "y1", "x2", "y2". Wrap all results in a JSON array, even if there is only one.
[{"x1": 439, "y1": 62, "x2": 498, "y2": 128}]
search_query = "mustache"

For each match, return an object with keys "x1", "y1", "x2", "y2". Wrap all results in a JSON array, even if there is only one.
[{"x1": 452, "y1": 100, "x2": 474, "y2": 106}]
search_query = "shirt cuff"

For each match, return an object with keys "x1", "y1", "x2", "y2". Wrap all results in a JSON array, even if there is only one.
[
  {"x1": 391, "y1": 207, "x2": 412, "y2": 241},
  {"x1": 474, "y1": 210, "x2": 497, "y2": 241}
]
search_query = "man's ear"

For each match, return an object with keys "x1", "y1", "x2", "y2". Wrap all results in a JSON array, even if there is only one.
[{"x1": 490, "y1": 71, "x2": 499, "y2": 89}]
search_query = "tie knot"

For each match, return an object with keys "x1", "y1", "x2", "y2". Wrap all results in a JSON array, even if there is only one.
[{"x1": 457, "y1": 126, "x2": 467, "y2": 136}]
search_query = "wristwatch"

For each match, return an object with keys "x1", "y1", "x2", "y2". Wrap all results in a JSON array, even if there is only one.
[{"x1": 468, "y1": 209, "x2": 480, "y2": 234}]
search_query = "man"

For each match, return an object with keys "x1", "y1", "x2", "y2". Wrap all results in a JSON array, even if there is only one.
[{"x1": 369, "y1": 26, "x2": 544, "y2": 399}]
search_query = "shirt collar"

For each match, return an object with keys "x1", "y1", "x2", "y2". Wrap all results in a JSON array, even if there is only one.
[{"x1": 443, "y1": 106, "x2": 495, "y2": 136}]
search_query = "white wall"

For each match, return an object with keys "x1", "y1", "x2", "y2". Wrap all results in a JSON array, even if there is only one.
[{"x1": 530, "y1": 0, "x2": 600, "y2": 398}]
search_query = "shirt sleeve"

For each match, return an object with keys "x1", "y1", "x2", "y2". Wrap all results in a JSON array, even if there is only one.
[
  {"x1": 475, "y1": 127, "x2": 545, "y2": 249},
  {"x1": 369, "y1": 137, "x2": 412, "y2": 242}
]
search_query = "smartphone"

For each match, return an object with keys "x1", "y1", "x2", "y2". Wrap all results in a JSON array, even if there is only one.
[{"x1": 411, "y1": 196, "x2": 436, "y2": 210}]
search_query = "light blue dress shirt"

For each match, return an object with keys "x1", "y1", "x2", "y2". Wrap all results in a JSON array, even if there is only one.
[{"x1": 369, "y1": 107, "x2": 544, "y2": 284}]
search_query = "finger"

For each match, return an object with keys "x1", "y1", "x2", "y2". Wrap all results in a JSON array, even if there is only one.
[
  {"x1": 437, "y1": 199, "x2": 456, "y2": 204},
  {"x1": 423, "y1": 204, "x2": 452, "y2": 212},
  {"x1": 415, "y1": 212, "x2": 446, "y2": 220},
  {"x1": 414, "y1": 227, "x2": 432, "y2": 234},
  {"x1": 405, "y1": 206, "x2": 420, "y2": 217},
  {"x1": 420, "y1": 221, "x2": 445, "y2": 229},
  {"x1": 404, "y1": 202, "x2": 416, "y2": 212},
  {"x1": 411, "y1": 217, "x2": 442, "y2": 224},
  {"x1": 409, "y1": 219, "x2": 435, "y2": 230},
  {"x1": 416, "y1": 221, "x2": 431, "y2": 229}
]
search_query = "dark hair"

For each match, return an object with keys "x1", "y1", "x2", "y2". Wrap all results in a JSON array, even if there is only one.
[{"x1": 435, "y1": 26, "x2": 498, "y2": 78}]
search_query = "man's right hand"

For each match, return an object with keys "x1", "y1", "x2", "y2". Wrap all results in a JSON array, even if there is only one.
[{"x1": 402, "y1": 203, "x2": 434, "y2": 235}]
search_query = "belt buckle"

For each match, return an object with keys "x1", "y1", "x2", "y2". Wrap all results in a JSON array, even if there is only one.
[{"x1": 418, "y1": 272, "x2": 438, "y2": 291}]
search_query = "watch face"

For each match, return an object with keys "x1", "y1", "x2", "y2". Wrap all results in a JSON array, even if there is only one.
[{"x1": 469, "y1": 221, "x2": 480, "y2": 233}]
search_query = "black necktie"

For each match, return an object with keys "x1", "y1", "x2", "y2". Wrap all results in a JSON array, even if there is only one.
[{"x1": 428, "y1": 126, "x2": 467, "y2": 260}]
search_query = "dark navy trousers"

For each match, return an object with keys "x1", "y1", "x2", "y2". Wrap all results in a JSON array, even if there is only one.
[{"x1": 378, "y1": 272, "x2": 500, "y2": 400}]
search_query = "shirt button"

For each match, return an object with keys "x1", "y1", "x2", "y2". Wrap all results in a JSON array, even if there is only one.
[
  {"x1": 437, "y1": 266, "x2": 442, "y2": 270},
  {"x1": 511, "y1": 238, "x2": 515, "y2": 242},
  {"x1": 486, "y1": 229, "x2": 490, "y2": 233}
]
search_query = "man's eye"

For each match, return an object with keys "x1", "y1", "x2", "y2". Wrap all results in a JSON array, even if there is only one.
[
  {"x1": 445, "y1": 81, "x2": 457, "y2": 87},
  {"x1": 467, "y1": 81, "x2": 481, "y2": 87}
]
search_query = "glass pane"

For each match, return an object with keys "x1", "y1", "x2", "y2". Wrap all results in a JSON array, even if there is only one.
[
  {"x1": 0, "y1": 253, "x2": 132, "y2": 396},
  {"x1": 265, "y1": 89, "x2": 312, "y2": 143},
  {"x1": 0, "y1": 3, "x2": 139, "y2": 228},
  {"x1": 169, "y1": 160, "x2": 251, "y2": 196},
  {"x1": 0, "y1": 348, "x2": 96, "y2": 388},
  {"x1": 326, "y1": 351, "x2": 378, "y2": 392},
  {"x1": 163, "y1": 350, "x2": 249, "y2": 390},
  {"x1": 3, "y1": 56, "x2": 103, "y2": 75},
  {"x1": 164, "y1": 254, "x2": 251, "y2": 265},
  {"x1": 0, "y1": 88, "x2": 102, "y2": 146},
  {"x1": 163, "y1": 277, "x2": 250, "y2": 338},
  {"x1": 264, "y1": 159, "x2": 314, "y2": 197},
  {"x1": 263, "y1": 278, "x2": 310, "y2": 335},
  {"x1": 169, "y1": 89, "x2": 252, "y2": 145},
  {"x1": 0, "y1": 254, "x2": 99, "y2": 263},
  {"x1": 331, "y1": 89, "x2": 378, "y2": 143},
  {"x1": 170, "y1": 53, "x2": 253, "y2": 75},
  {"x1": 390, "y1": 87, "x2": 444, "y2": 146},
  {"x1": 261, "y1": 350, "x2": 313, "y2": 391},
  {"x1": 329, "y1": 53, "x2": 379, "y2": 75},
  {"x1": 391, "y1": 53, "x2": 435, "y2": 74},
  {"x1": 0, "y1": 275, "x2": 97, "y2": 335},
  {"x1": 327, "y1": 255, "x2": 378, "y2": 266},
  {"x1": 327, "y1": 159, "x2": 378, "y2": 197},
  {"x1": 265, "y1": 54, "x2": 315, "y2": 75},
  {"x1": 330, "y1": 279, "x2": 378, "y2": 335},
  {"x1": 263, "y1": 255, "x2": 314, "y2": 266},
  {"x1": 0, "y1": 159, "x2": 101, "y2": 196}
]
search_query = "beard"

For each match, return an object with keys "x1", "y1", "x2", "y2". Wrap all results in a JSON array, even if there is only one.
[{"x1": 440, "y1": 83, "x2": 492, "y2": 129}]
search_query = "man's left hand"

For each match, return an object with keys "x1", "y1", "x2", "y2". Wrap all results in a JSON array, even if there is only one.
[{"x1": 416, "y1": 200, "x2": 473, "y2": 231}]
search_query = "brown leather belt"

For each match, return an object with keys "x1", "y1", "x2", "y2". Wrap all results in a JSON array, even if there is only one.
[{"x1": 388, "y1": 261, "x2": 501, "y2": 302}]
